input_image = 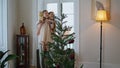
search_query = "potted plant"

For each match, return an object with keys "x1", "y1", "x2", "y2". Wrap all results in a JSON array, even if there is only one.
[
  {"x1": 80, "y1": 64, "x2": 83, "y2": 68},
  {"x1": 0, "y1": 50, "x2": 17, "y2": 68}
]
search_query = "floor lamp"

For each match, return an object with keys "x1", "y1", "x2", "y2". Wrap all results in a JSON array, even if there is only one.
[{"x1": 96, "y1": 10, "x2": 108, "y2": 68}]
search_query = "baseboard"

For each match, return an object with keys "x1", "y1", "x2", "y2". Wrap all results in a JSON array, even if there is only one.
[
  {"x1": 80, "y1": 62, "x2": 120, "y2": 68},
  {"x1": 30, "y1": 66, "x2": 37, "y2": 68}
]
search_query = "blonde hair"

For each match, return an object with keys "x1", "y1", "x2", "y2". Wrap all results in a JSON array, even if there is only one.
[
  {"x1": 39, "y1": 11, "x2": 43, "y2": 21},
  {"x1": 39, "y1": 10, "x2": 48, "y2": 21}
]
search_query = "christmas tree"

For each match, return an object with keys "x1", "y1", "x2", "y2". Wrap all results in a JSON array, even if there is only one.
[{"x1": 41, "y1": 4, "x2": 75, "y2": 68}]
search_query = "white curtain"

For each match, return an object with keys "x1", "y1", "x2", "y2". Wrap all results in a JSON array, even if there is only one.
[
  {"x1": 0, "y1": 0, "x2": 7, "y2": 52},
  {"x1": 0, "y1": 0, "x2": 2, "y2": 51},
  {"x1": 0, "y1": 0, "x2": 7, "y2": 68}
]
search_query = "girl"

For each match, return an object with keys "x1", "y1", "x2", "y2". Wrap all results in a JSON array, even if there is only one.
[{"x1": 48, "y1": 12, "x2": 56, "y2": 33}]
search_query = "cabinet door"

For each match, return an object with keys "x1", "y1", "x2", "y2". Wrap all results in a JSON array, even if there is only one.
[
  {"x1": 16, "y1": 35, "x2": 29, "y2": 68},
  {"x1": 18, "y1": 36, "x2": 25, "y2": 66}
]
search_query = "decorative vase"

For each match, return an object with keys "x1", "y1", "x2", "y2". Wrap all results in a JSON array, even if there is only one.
[{"x1": 20, "y1": 23, "x2": 26, "y2": 35}]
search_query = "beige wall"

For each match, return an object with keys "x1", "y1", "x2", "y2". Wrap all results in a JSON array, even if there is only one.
[
  {"x1": 7, "y1": 0, "x2": 18, "y2": 68},
  {"x1": 18, "y1": 0, "x2": 33, "y2": 34},
  {"x1": 18, "y1": 0, "x2": 38, "y2": 66},
  {"x1": 8, "y1": 0, "x2": 37, "y2": 67}
]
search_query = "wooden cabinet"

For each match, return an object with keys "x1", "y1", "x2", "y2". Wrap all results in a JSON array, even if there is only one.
[{"x1": 16, "y1": 35, "x2": 29, "y2": 68}]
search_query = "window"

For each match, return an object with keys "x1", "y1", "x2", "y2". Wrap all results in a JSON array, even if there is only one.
[
  {"x1": 0, "y1": 0, "x2": 7, "y2": 52},
  {"x1": 45, "y1": 1, "x2": 74, "y2": 32},
  {"x1": 47, "y1": 3, "x2": 58, "y2": 16},
  {"x1": 63, "y1": 2, "x2": 74, "y2": 32},
  {"x1": 44, "y1": 0, "x2": 74, "y2": 49}
]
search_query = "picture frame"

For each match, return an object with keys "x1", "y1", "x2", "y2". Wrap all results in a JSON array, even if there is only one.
[{"x1": 91, "y1": 0, "x2": 111, "y2": 20}]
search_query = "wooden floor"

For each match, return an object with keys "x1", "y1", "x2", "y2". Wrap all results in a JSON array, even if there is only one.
[{"x1": 30, "y1": 66, "x2": 37, "y2": 68}]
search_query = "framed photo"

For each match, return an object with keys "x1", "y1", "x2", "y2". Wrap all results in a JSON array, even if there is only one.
[{"x1": 91, "y1": 0, "x2": 111, "y2": 20}]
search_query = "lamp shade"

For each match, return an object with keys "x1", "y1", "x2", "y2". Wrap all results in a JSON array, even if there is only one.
[{"x1": 96, "y1": 10, "x2": 108, "y2": 22}]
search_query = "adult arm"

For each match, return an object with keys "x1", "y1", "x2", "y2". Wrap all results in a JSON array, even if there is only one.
[{"x1": 37, "y1": 20, "x2": 43, "y2": 36}]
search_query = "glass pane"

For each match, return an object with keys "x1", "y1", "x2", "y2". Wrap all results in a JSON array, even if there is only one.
[
  {"x1": 47, "y1": 3, "x2": 58, "y2": 16},
  {"x1": 63, "y1": 2, "x2": 74, "y2": 33},
  {"x1": 63, "y1": 2, "x2": 74, "y2": 14},
  {"x1": 63, "y1": 14, "x2": 74, "y2": 32}
]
